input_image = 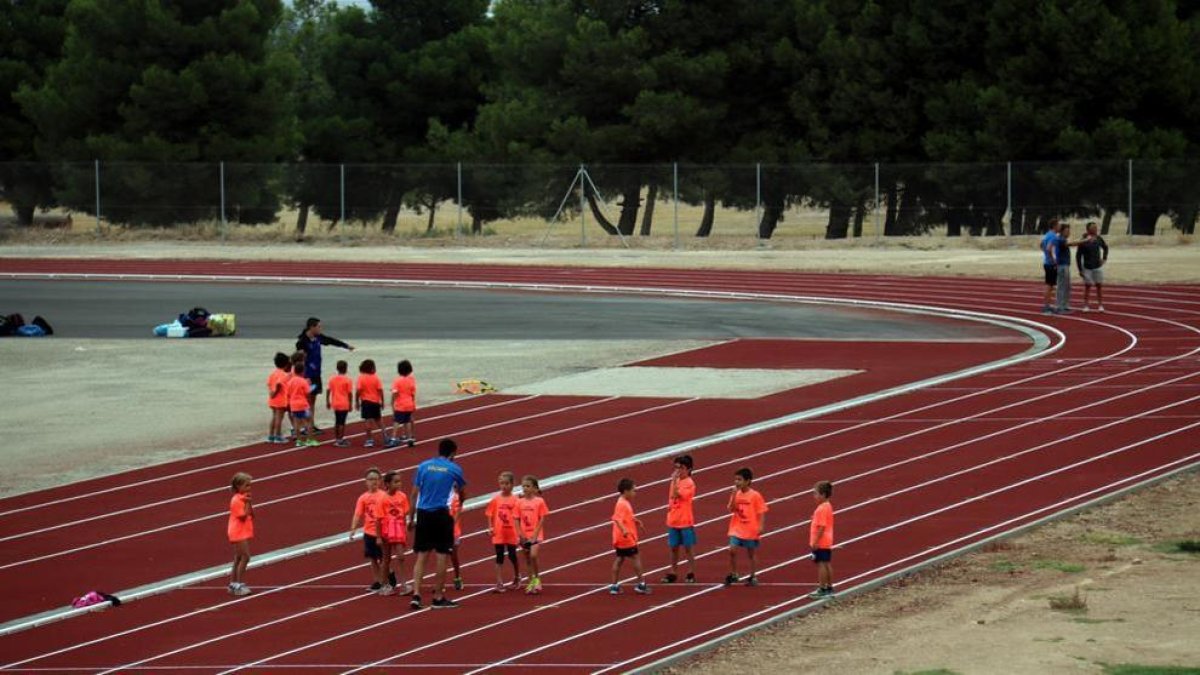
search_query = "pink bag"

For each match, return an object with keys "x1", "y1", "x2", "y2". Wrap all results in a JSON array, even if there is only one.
[
  {"x1": 381, "y1": 516, "x2": 407, "y2": 544},
  {"x1": 71, "y1": 591, "x2": 106, "y2": 609}
]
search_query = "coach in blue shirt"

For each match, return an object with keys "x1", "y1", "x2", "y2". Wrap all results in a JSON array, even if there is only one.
[{"x1": 409, "y1": 438, "x2": 467, "y2": 610}]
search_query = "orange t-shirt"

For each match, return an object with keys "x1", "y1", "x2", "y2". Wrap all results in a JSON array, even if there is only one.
[
  {"x1": 328, "y1": 374, "x2": 353, "y2": 412},
  {"x1": 287, "y1": 375, "x2": 311, "y2": 412},
  {"x1": 374, "y1": 490, "x2": 410, "y2": 544},
  {"x1": 449, "y1": 491, "x2": 462, "y2": 539},
  {"x1": 666, "y1": 476, "x2": 696, "y2": 528},
  {"x1": 267, "y1": 368, "x2": 290, "y2": 408},
  {"x1": 391, "y1": 375, "x2": 416, "y2": 412},
  {"x1": 728, "y1": 488, "x2": 769, "y2": 540},
  {"x1": 485, "y1": 493, "x2": 520, "y2": 545},
  {"x1": 611, "y1": 497, "x2": 637, "y2": 548},
  {"x1": 227, "y1": 493, "x2": 253, "y2": 542},
  {"x1": 356, "y1": 374, "x2": 383, "y2": 404},
  {"x1": 354, "y1": 489, "x2": 381, "y2": 536},
  {"x1": 518, "y1": 496, "x2": 549, "y2": 542},
  {"x1": 810, "y1": 501, "x2": 834, "y2": 549}
]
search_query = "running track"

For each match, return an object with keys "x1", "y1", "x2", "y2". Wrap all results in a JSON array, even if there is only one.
[{"x1": 0, "y1": 259, "x2": 1197, "y2": 673}]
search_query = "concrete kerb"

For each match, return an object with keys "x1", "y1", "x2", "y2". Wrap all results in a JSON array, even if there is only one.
[
  {"x1": 624, "y1": 456, "x2": 1200, "y2": 675},
  {"x1": 0, "y1": 275, "x2": 1059, "y2": 637}
]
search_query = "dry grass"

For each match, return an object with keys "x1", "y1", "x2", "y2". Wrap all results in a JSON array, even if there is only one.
[{"x1": 1048, "y1": 586, "x2": 1089, "y2": 611}]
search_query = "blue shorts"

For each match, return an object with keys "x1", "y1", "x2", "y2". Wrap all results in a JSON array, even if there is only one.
[
  {"x1": 292, "y1": 409, "x2": 310, "y2": 420},
  {"x1": 812, "y1": 548, "x2": 832, "y2": 563},
  {"x1": 393, "y1": 411, "x2": 413, "y2": 424},
  {"x1": 363, "y1": 532, "x2": 383, "y2": 560},
  {"x1": 729, "y1": 536, "x2": 759, "y2": 549},
  {"x1": 667, "y1": 527, "x2": 696, "y2": 548}
]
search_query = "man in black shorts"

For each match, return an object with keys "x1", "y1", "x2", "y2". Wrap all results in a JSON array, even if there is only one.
[{"x1": 409, "y1": 439, "x2": 467, "y2": 609}]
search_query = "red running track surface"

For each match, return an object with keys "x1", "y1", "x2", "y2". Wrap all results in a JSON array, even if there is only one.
[{"x1": 0, "y1": 260, "x2": 1196, "y2": 674}]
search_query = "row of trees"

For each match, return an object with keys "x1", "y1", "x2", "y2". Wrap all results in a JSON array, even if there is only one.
[{"x1": 2, "y1": 0, "x2": 1199, "y2": 236}]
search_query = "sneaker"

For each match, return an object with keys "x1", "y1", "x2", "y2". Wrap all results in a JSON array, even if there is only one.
[
  {"x1": 377, "y1": 584, "x2": 395, "y2": 596},
  {"x1": 807, "y1": 587, "x2": 834, "y2": 600},
  {"x1": 431, "y1": 597, "x2": 459, "y2": 609},
  {"x1": 369, "y1": 582, "x2": 382, "y2": 591},
  {"x1": 1097, "y1": 305, "x2": 1106, "y2": 313},
  {"x1": 744, "y1": 575, "x2": 759, "y2": 587},
  {"x1": 1083, "y1": 306, "x2": 1092, "y2": 313},
  {"x1": 295, "y1": 440, "x2": 307, "y2": 447},
  {"x1": 335, "y1": 439, "x2": 351, "y2": 448},
  {"x1": 385, "y1": 437, "x2": 399, "y2": 448},
  {"x1": 1058, "y1": 307, "x2": 1072, "y2": 314},
  {"x1": 454, "y1": 577, "x2": 464, "y2": 591},
  {"x1": 634, "y1": 582, "x2": 651, "y2": 595},
  {"x1": 685, "y1": 573, "x2": 696, "y2": 584},
  {"x1": 364, "y1": 439, "x2": 376, "y2": 448},
  {"x1": 661, "y1": 573, "x2": 678, "y2": 584},
  {"x1": 227, "y1": 582, "x2": 238, "y2": 595},
  {"x1": 402, "y1": 582, "x2": 414, "y2": 596},
  {"x1": 266, "y1": 435, "x2": 278, "y2": 443},
  {"x1": 1041, "y1": 306, "x2": 1054, "y2": 315},
  {"x1": 409, "y1": 595, "x2": 423, "y2": 610},
  {"x1": 407, "y1": 438, "x2": 416, "y2": 448},
  {"x1": 723, "y1": 574, "x2": 739, "y2": 587},
  {"x1": 233, "y1": 584, "x2": 251, "y2": 596},
  {"x1": 609, "y1": 584, "x2": 621, "y2": 595},
  {"x1": 305, "y1": 438, "x2": 320, "y2": 447},
  {"x1": 492, "y1": 584, "x2": 507, "y2": 594}
]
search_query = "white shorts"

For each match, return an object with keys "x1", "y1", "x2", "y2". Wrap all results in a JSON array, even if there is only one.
[{"x1": 1081, "y1": 267, "x2": 1105, "y2": 286}]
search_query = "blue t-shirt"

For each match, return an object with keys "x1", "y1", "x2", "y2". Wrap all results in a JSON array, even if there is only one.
[
  {"x1": 298, "y1": 333, "x2": 323, "y2": 379},
  {"x1": 1040, "y1": 231, "x2": 1058, "y2": 266},
  {"x1": 1054, "y1": 234, "x2": 1070, "y2": 267},
  {"x1": 413, "y1": 457, "x2": 466, "y2": 511}
]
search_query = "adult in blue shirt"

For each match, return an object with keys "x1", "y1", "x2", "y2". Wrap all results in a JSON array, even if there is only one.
[
  {"x1": 409, "y1": 438, "x2": 467, "y2": 610},
  {"x1": 1039, "y1": 219, "x2": 1061, "y2": 314},
  {"x1": 295, "y1": 317, "x2": 354, "y2": 431}
]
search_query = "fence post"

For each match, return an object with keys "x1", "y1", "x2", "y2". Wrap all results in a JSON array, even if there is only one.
[
  {"x1": 93, "y1": 159, "x2": 101, "y2": 232},
  {"x1": 1127, "y1": 159, "x2": 1133, "y2": 236},
  {"x1": 873, "y1": 162, "x2": 880, "y2": 239},
  {"x1": 1006, "y1": 161, "x2": 1012, "y2": 237},
  {"x1": 219, "y1": 161, "x2": 227, "y2": 242},
  {"x1": 339, "y1": 163, "x2": 346, "y2": 226},
  {"x1": 673, "y1": 162, "x2": 679, "y2": 250},
  {"x1": 456, "y1": 161, "x2": 463, "y2": 238},
  {"x1": 755, "y1": 162, "x2": 762, "y2": 239}
]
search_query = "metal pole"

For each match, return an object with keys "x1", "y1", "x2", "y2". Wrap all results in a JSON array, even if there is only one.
[
  {"x1": 1006, "y1": 161, "x2": 1012, "y2": 236},
  {"x1": 1127, "y1": 159, "x2": 1133, "y2": 236},
  {"x1": 93, "y1": 159, "x2": 101, "y2": 231},
  {"x1": 755, "y1": 162, "x2": 762, "y2": 239},
  {"x1": 673, "y1": 162, "x2": 679, "y2": 250},
  {"x1": 219, "y1": 161, "x2": 227, "y2": 242},
  {"x1": 579, "y1": 164, "x2": 586, "y2": 247},
  {"x1": 873, "y1": 162, "x2": 880, "y2": 239},
  {"x1": 339, "y1": 163, "x2": 346, "y2": 226},
  {"x1": 456, "y1": 161, "x2": 463, "y2": 238}
]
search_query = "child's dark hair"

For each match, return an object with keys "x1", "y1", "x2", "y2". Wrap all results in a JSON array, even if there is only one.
[
  {"x1": 231, "y1": 472, "x2": 252, "y2": 492},
  {"x1": 674, "y1": 454, "x2": 694, "y2": 471},
  {"x1": 306, "y1": 317, "x2": 321, "y2": 329},
  {"x1": 522, "y1": 475, "x2": 540, "y2": 494},
  {"x1": 336, "y1": 360, "x2": 348, "y2": 374},
  {"x1": 735, "y1": 467, "x2": 753, "y2": 482},
  {"x1": 397, "y1": 359, "x2": 412, "y2": 376},
  {"x1": 359, "y1": 359, "x2": 376, "y2": 374},
  {"x1": 382, "y1": 470, "x2": 400, "y2": 487},
  {"x1": 814, "y1": 480, "x2": 833, "y2": 498},
  {"x1": 365, "y1": 467, "x2": 381, "y2": 478},
  {"x1": 293, "y1": 362, "x2": 305, "y2": 375},
  {"x1": 274, "y1": 352, "x2": 290, "y2": 369},
  {"x1": 499, "y1": 470, "x2": 515, "y2": 484},
  {"x1": 617, "y1": 478, "x2": 635, "y2": 494},
  {"x1": 438, "y1": 438, "x2": 458, "y2": 457}
]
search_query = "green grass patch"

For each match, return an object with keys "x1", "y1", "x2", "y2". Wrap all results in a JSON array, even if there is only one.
[
  {"x1": 1073, "y1": 617, "x2": 1126, "y2": 624},
  {"x1": 894, "y1": 670, "x2": 962, "y2": 675},
  {"x1": 1049, "y1": 587, "x2": 1088, "y2": 611},
  {"x1": 1102, "y1": 665, "x2": 1200, "y2": 675},
  {"x1": 1081, "y1": 530, "x2": 1141, "y2": 546},
  {"x1": 1034, "y1": 560, "x2": 1087, "y2": 573},
  {"x1": 990, "y1": 559, "x2": 1021, "y2": 573},
  {"x1": 1155, "y1": 540, "x2": 1200, "y2": 554}
]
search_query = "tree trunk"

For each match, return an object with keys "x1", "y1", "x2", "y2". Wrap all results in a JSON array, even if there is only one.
[
  {"x1": 896, "y1": 190, "x2": 920, "y2": 235},
  {"x1": 584, "y1": 189, "x2": 621, "y2": 235},
  {"x1": 824, "y1": 203, "x2": 851, "y2": 239},
  {"x1": 381, "y1": 200, "x2": 401, "y2": 233},
  {"x1": 617, "y1": 182, "x2": 641, "y2": 236},
  {"x1": 13, "y1": 203, "x2": 35, "y2": 227},
  {"x1": 471, "y1": 211, "x2": 483, "y2": 235},
  {"x1": 1173, "y1": 206, "x2": 1197, "y2": 235},
  {"x1": 851, "y1": 201, "x2": 866, "y2": 238},
  {"x1": 295, "y1": 202, "x2": 310, "y2": 238},
  {"x1": 695, "y1": 191, "x2": 716, "y2": 237},
  {"x1": 985, "y1": 208, "x2": 1003, "y2": 236},
  {"x1": 425, "y1": 201, "x2": 437, "y2": 233},
  {"x1": 639, "y1": 184, "x2": 657, "y2": 236},
  {"x1": 1100, "y1": 209, "x2": 1114, "y2": 235},
  {"x1": 758, "y1": 197, "x2": 784, "y2": 239},
  {"x1": 946, "y1": 209, "x2": 963, "y2": 237},
  {"x1": 883, "y1": 182, "x2": 900, "y2": 236},
  {"x1": 1130, "y1": 206, "x2": 1162, "y2": 236}
]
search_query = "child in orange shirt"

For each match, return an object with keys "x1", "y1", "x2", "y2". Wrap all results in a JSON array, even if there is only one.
[
  {"x1": 288, "y1": 363, "x2": 318, "y2": 447},
  {"x1": 485, "y1": 471, "x2": 521, "y2": 592},
  {"x1": 725, "y1": 467, "x2": 769, "y2": 586},
  {"x1": 808, "y1": 480, "x2": 835, "y2": 599},
  {"x1": 388, "y1": 360, "x2": 417, "y2": 448},
  {"x1": 663, "y1": 454, "x2": 697, "y2": 584},
  {"x1": 610, "y1": 478, "x2": 650, "y2": 595},
  {"x1": 227, "y1": 472, "x2": 254, "y2": 596},
  {"x1": 266, "y1": 352, "x2": 291, "y2": 444},
  {"x1": 449, "y1": 488, "x2": 464, "y2": 591},
  {"x1": 374, "y1": 470, "x2": 412, "y2": 596},
  {"x1": 519, "y1": 475, "x2": 550, "y2": 595},
  {"x1": 355, "y1": 359, "x2": 385, "y2": 448},
  {"x1": 326, "y1": 360, "x2": 354, "y2": 448},
  {"x1": 348, "y1": 467, "x2": 386, "y2": 590}
]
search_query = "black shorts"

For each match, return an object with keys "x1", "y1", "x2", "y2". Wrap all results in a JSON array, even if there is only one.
[
  {"x1": 393, "y1": 411, "x2": 413, "y2": 424},
  {"x1": 413, "y1": 509, "x2": 454, "y2": 554},
  {"x1": 361, "y1": 402, "x2": 382, "y2": 421},
  {"x1": 614, "y1": 546, "x2": 639, "y2": 558},
  {"x1": 363, "y1": 532, "x2": 383, "y2": 560},
  {"x1": 494, "y1": 544, "x2": 517, "y2": 563},
  {"x1": 334, "y1": 410, "x2": 349, "y2": 426},
  {"x1": 812, "y1": 548, "x2": 832, "y2": 563},
  {"x1": 309, "y1": 374, "x2": 323, "y2": 395},
  {"x1": 1043, "y1": 264, "x2": 1057, "y2": 286}
]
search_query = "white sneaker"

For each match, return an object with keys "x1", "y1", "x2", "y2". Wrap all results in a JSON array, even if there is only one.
[
  {"x1": 378, "y1": 584, "x2": 396, "y2": 596},
  {"x1": 1097, "y1": 306, "x2": 1105, "y2": 313},
  {"x1": 1083, "y1": 306, "x2": 1092, "y2": 313},
  {"x1": 233, "y1": 584, "x2": 252, "y2": 596}
]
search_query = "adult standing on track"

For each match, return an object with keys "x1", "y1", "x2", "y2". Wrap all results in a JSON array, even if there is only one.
[
  {"x1": 296, "y1": 317, "x2": 354, "y2": 432},
  {"x1": 410, "y1": 438, "x2": 467, "y2": 610},
  {"x1": 1039, "y1": 218, "x2": 1061, "y2": 315},
  {"x1": 1076, "y1": 221, "x2": 1109, "y2": 312},
  {"x1": 1054, "y1": 223, "x2": 1075, "y2": 314}
]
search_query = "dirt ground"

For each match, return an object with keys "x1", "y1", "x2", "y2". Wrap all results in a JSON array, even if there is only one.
[{"x1": 1, "y1": 239, "x2": 1197, "y2": 672}]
